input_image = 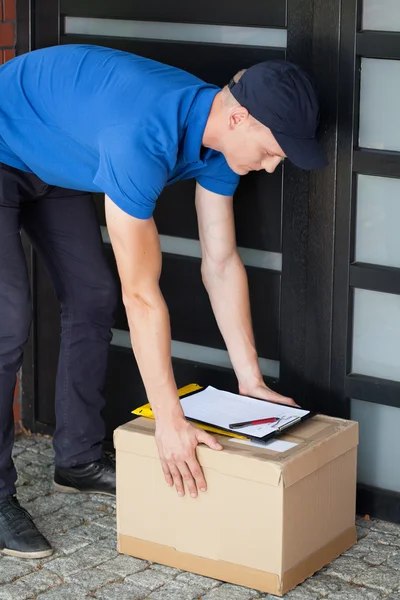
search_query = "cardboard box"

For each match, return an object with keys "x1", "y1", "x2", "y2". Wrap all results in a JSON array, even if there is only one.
[{"x1": 114, "y1": 414, "x2": 358, "y2": 596}]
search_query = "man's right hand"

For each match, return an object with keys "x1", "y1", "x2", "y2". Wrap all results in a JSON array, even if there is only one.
[{"x1": 155, "y1": 417, "x2": 223, "y2": 498}]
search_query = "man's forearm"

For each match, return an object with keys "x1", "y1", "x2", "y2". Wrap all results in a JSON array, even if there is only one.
[
  {"x1": 124, "y1": 293, "x2": 183, "y2": 422},
  {"x1": 202, "y1": 253, "x2": 263, "y2": 387}
]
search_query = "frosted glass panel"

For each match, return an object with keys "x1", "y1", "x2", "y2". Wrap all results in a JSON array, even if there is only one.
[
  {"x1": 363, "y1": 0, "x2": 400, "y2": 32},
  {"x1": 65, "y1": 17, "x2": 288, "y2": 48},
  {"x1": 359, "y1": 59, "x2": 400, "y2": 152},
  {"x1": 111, "y1": 329, "x2": 280, "y2": 378},
  {"x1": 351, "y1": 399, "x2": 400, "y2": 493},
  {"x1": 355, "y1": 175, "x2": 400, "y2": 268},
  {"x1": 352, "y1": 289, "x2": 400, "y2": 382}
]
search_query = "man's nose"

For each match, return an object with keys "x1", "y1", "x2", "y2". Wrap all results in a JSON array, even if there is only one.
[{"x1": 262, "y1": 156, "x2": 282, "y2": 174}]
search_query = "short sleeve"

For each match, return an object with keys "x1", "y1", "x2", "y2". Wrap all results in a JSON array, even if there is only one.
[
  {"x1": 196, "y1": 151, "x2": 240, "y2": 197},
  {"x1": 94, "y1": 125, "x2": 173, "y2": 219}
]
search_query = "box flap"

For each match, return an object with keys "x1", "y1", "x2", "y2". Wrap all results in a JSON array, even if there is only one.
[
  {"x1": 114, "y1": 414, "x2": 359, "y2": 488},
  {"x1": 114, "y1": 418, "x2": 283, "y2": 487}
]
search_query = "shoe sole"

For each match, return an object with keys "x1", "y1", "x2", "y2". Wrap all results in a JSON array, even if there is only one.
[
  {"x1": 0, "y1": 547, "x2": 54, "y2": 559},
  {"x1": 53, "y1": 482, "x2": 115, "y2": 497}
]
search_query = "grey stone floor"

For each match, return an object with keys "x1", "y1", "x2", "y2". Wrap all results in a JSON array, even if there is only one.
[{"x1": 1, "y1": 434, "x2": 400, "y2": 600}]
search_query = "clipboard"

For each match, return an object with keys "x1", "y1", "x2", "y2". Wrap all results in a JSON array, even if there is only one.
[
  {"x1": 132, "y1": 384, "x2": 248, "y2": 440},
  {"x1": 132, "y1": 383, "x2": 314, "y2": 442}
]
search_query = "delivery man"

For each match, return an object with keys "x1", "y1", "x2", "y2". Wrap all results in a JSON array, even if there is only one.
[{"x1": 0, "y1": 44, "x2": 326, "y2": 558}]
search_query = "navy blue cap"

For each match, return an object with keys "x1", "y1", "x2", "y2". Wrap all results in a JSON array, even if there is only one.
[{"x1": 228, "y1": 60, "x2": 327, "y2": 170}]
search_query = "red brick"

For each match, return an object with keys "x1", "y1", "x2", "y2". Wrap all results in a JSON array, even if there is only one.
[
  {"x1": 0, "y1": 22, "x2": 14, "y2": 46},
  {"x1": 3, "y1": 48, "x2": 15, "y2": 61},
  {"x1": 13, "y1": 401, "x2": 20, "y2": 422},
  {"x1": 4, "y1": 0, "x2": 16, "y2": 22},
  {"x1": 0, "y1": 1, "x2": 3, "y2": 21}
]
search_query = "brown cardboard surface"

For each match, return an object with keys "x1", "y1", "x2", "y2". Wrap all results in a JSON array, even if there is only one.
[
  {"x1": 118, "y1": 525, "x2": 356, "y2": 597},
  {"x1": 115, "y1": 413, "x2": 358, "y2": 595},
  {"x1": 114, "y1": 415, "x2": 358, "y2": 488}
]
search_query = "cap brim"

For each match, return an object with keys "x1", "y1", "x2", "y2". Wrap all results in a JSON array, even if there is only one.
[{"x1": 273, "y1": 131, "x2": 328, "y2": 170}]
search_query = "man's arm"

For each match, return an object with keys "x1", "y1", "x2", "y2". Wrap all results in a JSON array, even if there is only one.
[
  {"x1": 195, "y1": 183, "x2": 296, "y2": 405},
  {"x1": 105, "y1": 195, "x2": 222, "y2": 497}
]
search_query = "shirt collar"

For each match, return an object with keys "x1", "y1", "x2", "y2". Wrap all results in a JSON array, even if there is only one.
[{"x1": 183, "y1": 86, "x2": 220, "y2": 164}]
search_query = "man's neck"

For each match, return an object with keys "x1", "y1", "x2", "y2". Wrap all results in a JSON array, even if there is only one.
[{"x1": 202, "y1": 91, "x2": 223, "y2": 152}]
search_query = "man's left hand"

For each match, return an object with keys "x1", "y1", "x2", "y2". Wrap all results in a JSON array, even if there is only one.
[{"x1": 239, "y1": 381, "x2": 300, "y2": 407}]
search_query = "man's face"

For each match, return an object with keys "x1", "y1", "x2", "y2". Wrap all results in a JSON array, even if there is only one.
[{"x1": 221, "y1": 107, "x2": 286, "y2": 176}]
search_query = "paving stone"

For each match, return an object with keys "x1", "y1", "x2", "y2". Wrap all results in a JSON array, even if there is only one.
[
  {"x1": 48, "y1": 530, "x2": 91, "y2": 555},
  {"x1": 35, "y1": 509, "x2": 87, "y2": 536},
  {"x1": 94, "y1": 583, "x2": 147, "y2": 600},
  {"x1": 67, "y1": 501, "x2": 115, "y2": 521},
  {"x1": 92, "y1": 515, "x2": 117, "y2": 531},
  {"x1": 11, "y1": 445, "x2": 27, "y2": 458},
  {"x1": 0, "y1": 559, "x2": 33, "y2": 584},
  {"x1": 68, "y1": 521, "x2": 113, "y2": 543},
  {"x1": 18, "y1": 462, "x2": 53, "y2": 480},
  {"x1": 366, "y1": 519, "x2": 400, "y2": 536},
  {"x1": 202, "y1": 583, "x2": 260, "y2": 600},
  {"x1": 87, "y1": 494, "x2": 116, "y2": 509},
  {"x1": 17, "y1": 569, "x2": 63, "y2": 596},
  {"x1": 22, "y1": 494, "x2": 82, "y2": 518},
  {"x1": 274, "y1": 590, "x2": 319, "y2": 600},
  {"x1": 3, "y1": 550, "x2": 64, "y2": 570},
  {"x1": 299, "y1": 572, "x2": 343, "y2": 594},
  {"x1": 363, "y1": 530, "x2": 400, "y2": 548},
  {"x1": 36, "y1": 583, "x2": 89, "y2": 599},
  {"x1": 125, "y1": 569, "x2": 176, "y2": 594},
  {"x1": 17, "y1": 479, "x2": 53, "y2": 497},
  {"x1": 0, "y1": 582, "x2": 31, "y2": 600},
  {"x1": 148, "y1": 579, "x2": 209, "y2": 600},
  {"x1": 63, "y1": 566, "x2": 122, "y2": 590},
  {"x1": 363, "y1": 551, "x2": 390, "y2": 566},
  {"x1": 324, "y1": 588, "x2": 383, "y2": 600},
  {"x1": 175, "y1": 571, "x2": 221, "y2": 592},
  {"x1": 357, "y1": 525, "x2": 369, "y2": 540},
  {"x1": 15, "y1": 484, "x2": 43, "y2": 503},
  {"x1": 352, "y1": 565, "x2": 400, "y2": 593},
  {"x1": 14, "y1": 437, "x2": 39, "y2": 449},
  {"x1": 149, "y1": 564, "x2": 182, "y2": 576},
  {"x1": 387, "y1": 552, "x2": 400, "y2": 571},
  {"x1": 45, "y1": 543, "x2": 119, "y2": 576},
  {"x1": 323, "y1": 556, "x2": 371, "y2": 582},
  {"x1": 97, "y1": 554, "x2": 148, "y2": 577}
]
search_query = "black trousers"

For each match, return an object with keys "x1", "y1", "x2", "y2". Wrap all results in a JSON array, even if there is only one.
[{"x1": 0, "y1": 163, "x2": 117, "y2": 497}]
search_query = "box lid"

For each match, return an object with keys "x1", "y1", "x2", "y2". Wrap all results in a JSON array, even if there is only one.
[{"x1": 114, "y1": 414, "x2": 358, "y2": 488}]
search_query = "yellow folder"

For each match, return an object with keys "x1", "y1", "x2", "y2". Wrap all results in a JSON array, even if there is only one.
[{"x1": 132, "y1": 383, "x2": 247, "y2": 440}]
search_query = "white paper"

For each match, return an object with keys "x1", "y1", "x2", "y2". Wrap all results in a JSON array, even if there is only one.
[
  {"x1": 231, "y1": 438, "x2": 298, "y2": 452},
  {"x1": 180, "y1": 386, "x2": 309, "y2": 440}
]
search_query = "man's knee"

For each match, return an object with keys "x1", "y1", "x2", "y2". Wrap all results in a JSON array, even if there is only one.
[
  {"x1": 70, "y1": 269, "x2": 118, "y2": 324},
  {"x1": 0, "y1": 302, "x2": 32, "y2": 355}
]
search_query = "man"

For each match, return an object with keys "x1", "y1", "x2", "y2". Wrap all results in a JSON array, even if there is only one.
[{"x1": 0, "y1": 44, "x2": 326, "y2": 559}]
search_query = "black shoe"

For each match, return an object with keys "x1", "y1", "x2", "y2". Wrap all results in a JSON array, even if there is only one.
[
  {"x1": 53, "y1": 455, "x2": 116, "y2": 497},
  {"x1": 0, "y1": 496, "x2": 53, "y2": 559}
]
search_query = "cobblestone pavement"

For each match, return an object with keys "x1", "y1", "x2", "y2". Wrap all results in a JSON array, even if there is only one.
[{"x1": 1, "y1": 434, "x2": 400, "y2": 600}]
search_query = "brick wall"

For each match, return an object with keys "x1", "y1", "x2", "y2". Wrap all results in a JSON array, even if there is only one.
[{"x1": 0, "y1": 0, "x2": 16, "y2": 65}]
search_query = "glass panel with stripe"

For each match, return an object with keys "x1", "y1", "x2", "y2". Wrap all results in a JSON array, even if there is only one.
[
  {"x1": 359, "y1": 59, "x2": 400, "y2": 152},
  {"x1": 351, "y1": 398, "x2": 400, "y2": 493},
  {"x1": 362, "y1": 0, "x2": 400, "y2": 32},
  {"x1": 355, "y1": 175, "x2": 400, "y2": 269},
  {"x1": 352, "y1": 288, "x2": 400, "y2": 382},
  {"x1": 64, "y1": 17, "x2": 287, "y2": 48}
]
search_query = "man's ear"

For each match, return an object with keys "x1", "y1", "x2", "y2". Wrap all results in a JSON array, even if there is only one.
[{"x1": 229, "y1": 105, "x2": 249, "y2": 129}]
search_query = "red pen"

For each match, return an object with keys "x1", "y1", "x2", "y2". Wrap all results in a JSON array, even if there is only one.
[{"x1": 228, "y1": 417, "x2": 279, "y2": 430}]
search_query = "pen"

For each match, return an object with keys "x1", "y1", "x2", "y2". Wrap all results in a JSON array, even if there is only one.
[{"x1": 229, "y1": 417, "x2": 279, "y2": 430}]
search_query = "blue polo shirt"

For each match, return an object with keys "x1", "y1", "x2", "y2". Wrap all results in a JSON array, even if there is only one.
[{"x1": 0, "y1": 44, "x2": 240, "y2": 218}]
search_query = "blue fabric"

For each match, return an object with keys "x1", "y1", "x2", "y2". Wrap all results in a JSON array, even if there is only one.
[{"x1": 0, "y1": 44, "x2": 240, "y2": 218}]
